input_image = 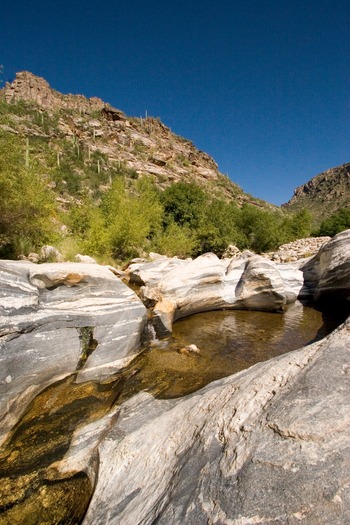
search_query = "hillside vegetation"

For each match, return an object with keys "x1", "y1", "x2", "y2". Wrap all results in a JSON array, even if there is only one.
[
  {"x1": 283, "y1": 163, "x2": 350, "y2": 225},
  {"x1": 0, "y1": 71, "x2": 346, "y2": 262}
]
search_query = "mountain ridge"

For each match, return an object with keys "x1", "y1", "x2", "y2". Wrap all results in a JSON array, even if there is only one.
[
  {"x1": 1, "y1": 71, "x2": 269, "y2": 207},
  {"x1": 283, "y1": 162, "x2": 350, "y2": 223}
]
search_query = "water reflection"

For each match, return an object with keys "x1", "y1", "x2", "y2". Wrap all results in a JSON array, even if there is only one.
[{"x1": 118, "y1": 300, "x2": 342, "y2": 400}]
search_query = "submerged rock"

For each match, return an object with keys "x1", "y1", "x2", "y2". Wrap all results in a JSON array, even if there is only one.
[{"x1": 0, "y1": 261, "x2": 147, "y2": 444}]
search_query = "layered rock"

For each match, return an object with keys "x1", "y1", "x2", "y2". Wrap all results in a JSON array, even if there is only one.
[
  {"x1": 129, "y1": 252, "x2": 304, "y2": 335},
  {"x1": 79, "y1": 315, "x2": 350, "y2": 525},
  {"x1": 0, "y1": 260, "x2": 147, "y2": 444},
  {"x1": 129, "y1": 232, "x2": 350, "y2": 335},
  {"x1": 300, "y1": 229, "x2": 350, "y2": 302}
]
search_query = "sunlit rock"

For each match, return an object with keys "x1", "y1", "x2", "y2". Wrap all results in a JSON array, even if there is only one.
[
  {"x1": 0, "y1": 261, "x2": 147, "y2": 444},
  {"x1": 301, "y1": 229, "x2": 350, "y2": 302},
  {"x1": 81, "y1": 316, "x2": 350, "y2": 525},
  {"x1": 138, "y1": 253, "x2": 304, "y2": 334}
]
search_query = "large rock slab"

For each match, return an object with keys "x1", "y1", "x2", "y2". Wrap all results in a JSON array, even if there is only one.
[
  {"x1": 0, "y1": 261, "x2": 147, "y2": 444},
  {"x1": 300, "y1": 229, "x2": 350, "y2": 302},
  {"x1": 134, "y1": 253, "x2": 304, "y2": 334},
  {"x1": 79, "y1": 315, "x2": 350, "y2": 525}
]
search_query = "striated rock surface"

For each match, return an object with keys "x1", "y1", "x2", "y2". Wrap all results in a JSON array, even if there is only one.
[
  {"x1": 0, "y1": 260, "x2": 147, "y2": 444},
  {"x1": 132, "y1": 253, "x2": 304, "y2": 334},
  {"x1": 80, "y1": 316, "x2": 350, "y2": 525},
  {"x1": 300, "y1": 229, "x2": 350, "y2": 301}
]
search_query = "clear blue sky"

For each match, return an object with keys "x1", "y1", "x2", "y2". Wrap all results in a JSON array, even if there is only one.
[{"x1": 2, "y1": 0, "x2": 349, "y2": 205}]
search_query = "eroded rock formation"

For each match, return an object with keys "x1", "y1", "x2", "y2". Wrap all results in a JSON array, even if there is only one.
[
  {"x1": 0, "y1": 231, "x2": 349, "y2": 524},
  {"x1": 130, "y1": 252, "x2": 305, "y2": 335},
  {"x1": 81, "y1": 317, "x2": 350, "y2": 525},
  {"x1": 0, "y1": 261, "x2": 147, "y2": 444}
]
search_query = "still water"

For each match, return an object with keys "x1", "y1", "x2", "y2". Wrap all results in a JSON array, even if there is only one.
[
  {"x1": 0, "y1": 301, "x2": 345, "y2": 524},
  {"x1": 121, "y1": 300, "x2": 342, "y2": 399}
]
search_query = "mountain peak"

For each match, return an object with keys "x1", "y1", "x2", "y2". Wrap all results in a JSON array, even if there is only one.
[{"x1": 3, "y1": 71, "x2": 107, "y2": 114}]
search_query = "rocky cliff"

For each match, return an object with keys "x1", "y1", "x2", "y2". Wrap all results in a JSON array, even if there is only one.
[{"x1": 283, "y1": 163, "x2": 350, "y2": 222}]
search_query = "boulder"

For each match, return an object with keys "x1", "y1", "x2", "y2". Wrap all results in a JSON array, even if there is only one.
[
  {"x1": 39, "y1": 245, "x2": 64, "y2": 262},
  {"x1": 301, "y1": 229, "x2": 350, "y2": 302},
  {"x1": 234, "y1": 255, "x2": 301, "y2": 311},
  {"x1": 138, "y1": 253, "x2": 304, "y2": 334},
  {"x1": 127, "y1": 256, "x2": 187, "y2": 287},
  {"x1": 0, "y1": 260, "x2": 147, "y2": 444},
  {"x1": 74, "y1": 315, "x2": 350, "y2": 525},
  {"x1": 74, "y1": 254, "x2": 97, "y2": 264}
]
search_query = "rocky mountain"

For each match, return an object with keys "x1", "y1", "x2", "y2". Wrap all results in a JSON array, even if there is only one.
[
  {"x1": 0, "y1": 71, "x2": 268, "y2": 207},
  {"x1": 283, "y1": 163, "x2": 350, "y2": 223}
]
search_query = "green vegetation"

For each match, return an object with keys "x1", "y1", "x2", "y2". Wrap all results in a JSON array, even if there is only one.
[
  {"x1": 0, "y1": 132, "x2": 58, "y2": 258},
  {"x1": 0, "y1": 129, "x2": 315, "y2": 261},
  {"x1": 0, "y1": 95, "x2": 320, "y2": 263},
  {"x1": 314, "y1": 208, "x2": 350, "y2": 237}
]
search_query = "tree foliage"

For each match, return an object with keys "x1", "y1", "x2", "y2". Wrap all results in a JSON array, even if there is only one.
[
  {"x1": 314, "y1": 208, "x2": 350, "y2": 237},
  {"x1": 0, "y1": 132, "x2": 58, "y2": 258},
  {"x1": 0, "y1": 132, "x2": 315, "y2": 262}
]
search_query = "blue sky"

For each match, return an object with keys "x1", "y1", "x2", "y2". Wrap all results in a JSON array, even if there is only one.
[{"x1": 1, "y1": 0, "x2": 349, "y2": 204}]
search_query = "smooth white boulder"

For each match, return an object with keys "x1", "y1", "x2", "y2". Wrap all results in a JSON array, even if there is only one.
[{"x1": 135, "y1": 253, "x2": 304, "y2": 334}]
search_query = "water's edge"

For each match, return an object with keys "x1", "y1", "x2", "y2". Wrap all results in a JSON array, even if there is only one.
[{"x1": 0, "y1": 301, "x2": 346, "y2": 524}]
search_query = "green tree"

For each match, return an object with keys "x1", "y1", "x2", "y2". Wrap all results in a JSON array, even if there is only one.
[
  {"x1": 160, "y1": 182, "x2": 206, "y2": 229},
  {"x1": 196, "y1": 200, "x2": 244, "y2": 256},
  {"x1": 0, "y1": 132, "x2": 58, "y2": 258},
  {"x1": 315, "y1": 208, "x2": 350, "y2": 237},
  {"x1": 102, "y1": 177, "x2": 163, "y2": 259},
  {"x1": 280, "y1": 208, "x2": 312, "y2": 242}
]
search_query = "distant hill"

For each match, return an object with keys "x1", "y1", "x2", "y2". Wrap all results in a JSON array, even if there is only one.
[
  {"x1": 282, "y1": 163, "x2": 350, "y2": 226},
  {"x1": 0, "y1": 71, "x2": 269, "y2": 209}
]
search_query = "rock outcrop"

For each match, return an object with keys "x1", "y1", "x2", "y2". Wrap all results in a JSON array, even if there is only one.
[
  {"x1": 129, "y1": 252, "x2": 304, "y2": 335},
  {"x1": 79, "y1": 315, "x2": 350, "y2": 525},
  {"x1": 129, "y1": 231, "x2": 350, "y2": 335},
  {"x1": 283, "y1": 163, "x2": 350, "y2": 223},
  {"x1": 0, "y1": 260, "x2": 147, "y2": 444},
  {"x1": 3, "y1": 71, "x2": 107, "y2": 114},
  {"x1": 300, "y1": 229, "x2": 350, "y2": 302},
  {"x1": 0, "y1": 71, "x2": 268, "y2": 205},
  {"x1": 0, "y1": 232, "x2": 349, "y2": 523}
]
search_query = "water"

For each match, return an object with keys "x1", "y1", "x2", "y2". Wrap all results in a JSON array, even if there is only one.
[
  {"x1": 0, "y1": 301, "x2": 346, "y2": 524},
  {"x1": 120, "y1": 300, "x2": 343, "y2": 399}
]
